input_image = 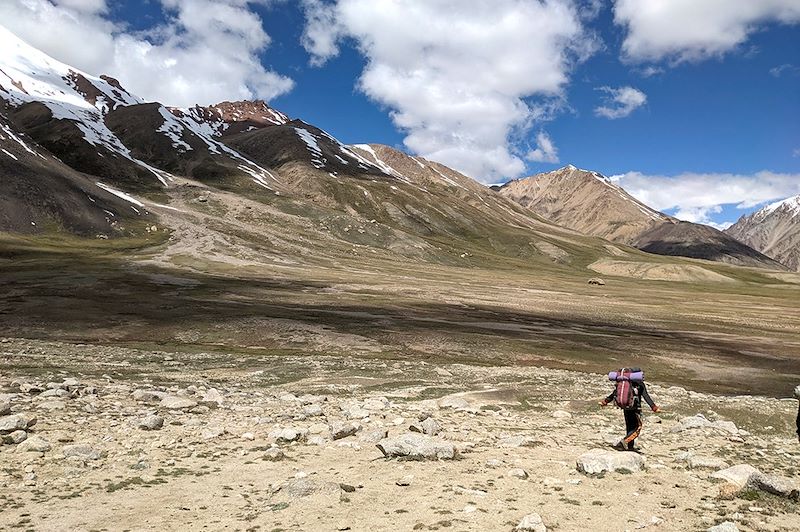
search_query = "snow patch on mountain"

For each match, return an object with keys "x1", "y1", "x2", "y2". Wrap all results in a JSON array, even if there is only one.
[
  {"x1": 759, "y1": 195, "x2": 800, "y2": 219},
  {"x1": 157, "y1": 107, "x2": 193, "y2": 152}
]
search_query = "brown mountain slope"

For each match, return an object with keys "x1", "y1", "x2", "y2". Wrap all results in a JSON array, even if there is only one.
[
  {"x1": 725, "y1": 196, "x2": 800, "y2": 271},
  {"x1": 0, "y1": 110, "x2": 152, "y2": 236},
  {"x1": 497, "y1": 165, "x2": 671, "y2": 244},
  {"x1": 498, "y1": 165, "x2": 784, "y2": 270}
]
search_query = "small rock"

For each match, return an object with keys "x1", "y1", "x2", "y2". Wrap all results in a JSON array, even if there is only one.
[
  {"x1": 159, "y1": 396, "x2": 198, "y2": 410},
  {"x1": 303, "y1": 404, "x2": 324, "y2": 417},
  {"x1": 551, "y1": 410, "x2": 572, "y2": 419},
  {"x1": 359, "y1": 429, "x2": 388, "y2": 444},
  {"x1": 138, "y1": 415, "x2": 164, "y2": 431},
  {"x1": 38, "y1": 400, "x2": 66, "y2": 410},
  {"x1": 437, "y1": 396, "x2": 470, "y2": 410},
  {"x1": 794, "y1": 385, "x2": 800, "y2": 399},
  {"x1": 132, "y1": 389, "x2": 167, "y2": 403},
  {"x1": 499, "y1": 435, "x2": 539, "y2": 448},
  {"x1": 577, "y1": 449, "x2": 646, "y2": 475},
  {"x1": 396, "y1": 475, "x2": 413, "y2": 486},
  {"x1": 199, "y1": 388, "x2": 224, "y2": 408},
  {"x1": 202, "y1": 427, "x2": 226, "y2": 440},
  {"x1": 486, "y1": 459, "x2": 503, "y2": 468},
  {"x1": 587, "y1": 278, "x2": 605, "y2": 286},
  {"x1": 687, "y1": 455, "x2": 729, "y2": 470},
  {"x1": 708, "y1": 522, "x2": 739, "y2": 532},
  {"x1": 330, "y1": 421, "x2": 359, "y2": 440},
  {"x1": 2, "y1": 430, "x2": 27, "y2": 444},
  {"x1": 63, "y1": 444, "x2": 103, "y2": 460},
  {"x1": 269, "y1": 427, "x2": 306, "y2": 443},
  {"x1": 410, "y1": 417, "x2": 442, "y2": 436},
  {"x1": 17, "y1": 435, "x2": 51, "y2": 453},
  {"x1": 376, "y1": 433, "x2": 456, "y2": 460},
  {"x1": 263, "y1": 447, "x2": 285, "y2": 461},
  {"x1": 241, "y1": 432, "x2": 255, "y2": 441},
  {"x1": 507, "y1": 468, "x2": 529, "y2": 480},
  {"x1": 0, "y1": 401, "x2": 10, "y2": 416},
  {"x1": 515, "y1": 512, "x2": 547, "y2": 532}
]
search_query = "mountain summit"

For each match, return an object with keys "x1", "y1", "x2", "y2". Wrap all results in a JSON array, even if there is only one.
[
  {"x1": 497, "y1": 165, "x2": 785, "y2": 270},
  {"x1": 726, "y1": 194, "x2": 800, "y2": 271}
]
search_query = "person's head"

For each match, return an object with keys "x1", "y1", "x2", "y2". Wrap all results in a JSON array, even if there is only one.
[{"x1": 794, "y1": 384, "x2": 800, "y2": 400}]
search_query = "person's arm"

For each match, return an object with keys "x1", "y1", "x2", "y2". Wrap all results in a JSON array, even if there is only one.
[
  {"x1": 599, "y1": 389, "x2": 616, "y2": 406},
  {"x1": 796, "y1": 403, "x2": 799, "y2": 441},
  {"x1": 640, "y1": 382, "x2": 659, "y2": 411}
]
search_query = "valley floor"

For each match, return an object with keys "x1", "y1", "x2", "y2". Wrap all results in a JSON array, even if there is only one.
[{"x1": 0, "y1": 338, "x2": 798, "y2": 532}]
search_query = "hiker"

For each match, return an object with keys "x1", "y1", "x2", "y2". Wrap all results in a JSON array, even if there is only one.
[
  {"x1": 795, "y1": 385, "x2": 800, "y2": 443},
  {"x1": 599, "y1": 368, "x2": 660, "y2": 451}
]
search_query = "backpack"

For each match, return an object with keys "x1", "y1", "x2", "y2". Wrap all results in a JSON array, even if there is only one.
[{"x1": 613, "y1": 368, "x2": 641, "y2": 410}]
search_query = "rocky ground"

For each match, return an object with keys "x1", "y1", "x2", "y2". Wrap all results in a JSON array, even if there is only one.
[{"x1": 1, "y1": 338, "x2": 798, "y2": 532}]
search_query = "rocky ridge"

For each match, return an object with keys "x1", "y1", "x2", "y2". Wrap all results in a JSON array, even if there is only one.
[{"x1": 726, "y1": 195, "x2": 800, "y2": 272}]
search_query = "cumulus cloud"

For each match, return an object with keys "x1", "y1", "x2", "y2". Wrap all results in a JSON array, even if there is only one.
[
  {"x1": 594, "y1": 86, "x2": 646, "y2": 119},
  {"x1": 610, "y1": 170, "x2": 800, "y2": 227},
  {"x1": 0, "y1": 0, "x2": 294, "y2": 107},
  {"x1": 526, "y1": 131, "x2": 560, "y2": 163},
  {"x1": 301, "y1": 0, "x2": 597, "y2": 182},
  {"x1": 614, "y1": 0, "x2": 800, "y2": 63}
]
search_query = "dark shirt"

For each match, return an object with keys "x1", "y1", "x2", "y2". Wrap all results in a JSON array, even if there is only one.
[{"x1": 606, "y1": 381, "x2": 656, "y2": 410}]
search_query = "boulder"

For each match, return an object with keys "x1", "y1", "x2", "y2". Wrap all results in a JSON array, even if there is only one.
[
  {"x1": 159, "y1": 396, "x2": 198, "y2": 410},
  {"x1": 515, "y1": 512, "x2": 547, "y2": 532},
  {"x1": 376, "y1": 433, "x2": 456, "y2": 460},
  {"x1": 63, "y1": 444, "x2": 103, "y2": 460},
  {"x1": 711, "y1": 464, "x2": 760, "y2": 489},
  {"x1": 16, "y1": 435, "x2": 51, "y2": 453},
  {"x1": 576, "y1": 449, "x2": 646, "y2": 475},
  {"x1": 2, "y1": 430, "x2": 27, "y2": 444},
  {"x1": 138, "y1": 414, "x2": 164, "y2": 431},
  {"x1": 0, "y1": 414, "x2": 36, "y2": 434},
  {"x1": 330, "y1": 421, "x2": 359, "y2": 440},
  {"x1": 745, "y1": 472, "x2": 799, "y2": 499},
  {"x1": 410, "y1": 417, "x2": 441, "y2": 436}
]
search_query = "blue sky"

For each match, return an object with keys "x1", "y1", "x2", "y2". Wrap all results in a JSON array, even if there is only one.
[{"x1": 2, "y1": 0, "x2": 799, "y2": 228}]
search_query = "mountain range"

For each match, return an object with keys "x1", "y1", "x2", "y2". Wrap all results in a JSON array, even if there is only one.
[
  {"x1": 726, "y1": 195, "x2": 800, "y2": 271},
  {"x1": 495, "y1": 166, "x2": 785, "y2": 270},
  {"x1": 1, "y1": 24, "x2": 797, "y2": 275}
]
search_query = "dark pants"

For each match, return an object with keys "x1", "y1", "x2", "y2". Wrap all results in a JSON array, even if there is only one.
[{"x1": 623, "y1": 409, "x2": 643, "y2": 450}]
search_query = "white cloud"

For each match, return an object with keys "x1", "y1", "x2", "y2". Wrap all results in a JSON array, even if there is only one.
[
  {"x1": 301, "y1": 0, "x2": 597, "y2": 182},
  {"x1": 0, "y1": 0, "x2": 294, "y2": 107},
  {"x1": 770, "y1": 63, "x2": 800, "y2": 77},
  {"x1": 594, "y1": 86, "x2": 646, "y2": 119},
  {"x1": 614, "y1": 0, "x2": 800, "y2": 63},
  {"x1": 610, "y1": 170, "x2": 800, "y2": 226},
  {"x1": 526, "y1": 131, "x2": 560, "y2": 163}
]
